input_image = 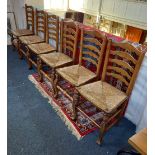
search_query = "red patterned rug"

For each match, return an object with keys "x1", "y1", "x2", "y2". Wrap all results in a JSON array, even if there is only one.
[{"x1": 28, "y1": 73, "x2": 104, "y2": 140}]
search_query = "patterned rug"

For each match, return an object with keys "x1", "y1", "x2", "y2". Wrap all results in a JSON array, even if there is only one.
[{"x1": 28, "y1": 73, "x2": 104, "y2": 140}]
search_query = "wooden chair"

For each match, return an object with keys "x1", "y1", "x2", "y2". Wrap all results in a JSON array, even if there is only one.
[
  {"x1": 11, "y1": 4, "x2": 34, "y2": 50},
  {"x1": 54, "y1": 29, "x2": 107, "y2": 119},
  {"x1": 18, "y1": 9, "x2": 46, "y2": 60},
  {"x1": 37, "y1": 19, "x2": 79, "y2": 94},
  {"x1": 26, "y1": 14, "x2": 59, "y2": 69},
  {"x1": 76, "y1": 39, "x2": 146, "y2": 145}
]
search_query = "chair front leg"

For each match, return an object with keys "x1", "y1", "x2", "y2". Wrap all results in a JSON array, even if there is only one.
[
  {"x1": 37, "y1": 57, "x2": 43, "y2": 82},
  {"x1": 26, "y1": 46, "x2": 32, "y2": 69},
  {"x1": 96, "y1": 113, "x2": 109, "y2": 145},
  {"x1": 72, "y1": 90, "x2": 79, "y2": 121}
]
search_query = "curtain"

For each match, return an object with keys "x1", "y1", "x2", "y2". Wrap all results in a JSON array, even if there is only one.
[{"x1": 8, "y1": 0, "x2": 26, "y2": 29}]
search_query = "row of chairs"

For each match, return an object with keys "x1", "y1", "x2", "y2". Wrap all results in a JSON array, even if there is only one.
[{"x1": 11, "y1": 4, "x2": 146, "y2": 145}]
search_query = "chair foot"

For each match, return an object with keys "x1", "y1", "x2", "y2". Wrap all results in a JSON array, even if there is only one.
[
  {"x1": 38, "y1": 77, "x2": 43, "y2": 82},
  {"x1": 19, "y1": 55, "x2": 23, "y2": 60},
  {"x1": 12, "y1": 45, "x2": 16, "y2": 51},
  {"x1": 71, "y1": 114, "x2": 77, "y2": 121},
  {"x1": 53, "y1": 94, "x2": 58, "y2": 99},
  {"x1": 96, "y1": 139, "x2": 102, "y2": 145},
  {"x1": 28, "y1": 66, "x2": 32, "y2": 70}
]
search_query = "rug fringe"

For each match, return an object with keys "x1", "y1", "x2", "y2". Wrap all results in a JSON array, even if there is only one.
[
  {"x1": 28, "y1": 75, "x2": 82, "y2": 140},
  {"x1": 28, "y1": 75, "x2": 52, "y2": 102}
]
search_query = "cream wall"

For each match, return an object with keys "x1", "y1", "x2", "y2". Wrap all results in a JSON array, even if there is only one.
[{"x1": 25, "y1": 0, "x2": 44, "y2": 9}]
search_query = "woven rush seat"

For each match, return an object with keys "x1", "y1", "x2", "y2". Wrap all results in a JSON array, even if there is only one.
[
  {"x1": 12, "y1": 29, "x2": 33, "y2": 37},
  {"x1": 77, "y1": 81, "x2": 128, "y2": 113},
  {"x1": 56, "y1": 65, "x2": 96, "y2": 86},
  {"x1": 19, "y1": 35, "x2": 44, "y2": 45},
  {"x1": 28, "y1": 43, "x2": 56, "y2": 55},
  {"x1": 40, "y1": 52, "x2": 73, "y2": 68}
]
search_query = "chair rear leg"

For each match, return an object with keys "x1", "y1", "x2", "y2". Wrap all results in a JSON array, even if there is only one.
[
  {"x1": 53, "y1": 72, "x2": 59, "y2": 98},
  {"x1": 37, "y1": 57, "x2": 43, "y2": 82},
  {"x1": 72, "y1": 90, "x2": 79, "y2": 120},
  {"x1": 11, "y1": 34, "x2": 16, "y2": 51},
  {"x1": 26, "y1": 46, "x2": 32, "y2": 69},
  {"x1": 18, "y1": 40, "x2": 23, "y2": 59}
]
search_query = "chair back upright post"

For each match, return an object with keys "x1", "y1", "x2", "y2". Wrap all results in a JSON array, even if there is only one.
[
  {"x1": 46, "y1": 14, "x2": 59, "y2": 51},
  {"x1": 36, "y1": 9, "x2": 46, "y2": 41},
  {"x1": 60, "y1": 19, "x2": 79, "y2": 62},
  {"x1": 101, "y1": 39, "x2": 146, "y2": 96},
  {"x1": 79, "y1": 29, "x2": 107, "y2": 77},
  {"x1": 25, "y1": 4, "x2": 34, "y2": 33}
]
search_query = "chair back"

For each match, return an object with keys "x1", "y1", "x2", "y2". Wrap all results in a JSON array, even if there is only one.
[
  {"x1": 60, "y1": 19, "x2": 79, "y2": 61},
  {"x1": 25, "y1": 4, "x2": 34, "y2": 33},
  {"x1": 79, "y1": 29, "x2": 107, "y2": 77},
  {"x1": 46, "y1": 14, "x2": 59, "y2": 51},
  {"x1": 36, "y1": 9, "x2": 46, "y2": 41},
  {"x1": 101, "y1": 39, "x2": 146, "y2": 95}
]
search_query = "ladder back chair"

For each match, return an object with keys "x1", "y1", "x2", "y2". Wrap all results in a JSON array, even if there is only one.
[
  {"x1": 27, "y1": 13, "x2": 59, "y2": 69},
  {"x1": 37, "y1": 19, "x2": 79, "y2": 95},
  {"x1": 11, "y1": 4, "x2": 34, "y2": 50},
  {"x1": 76, "y1": 39, "x2": 146, "y2": 145},
  {"x1": 18, "y1": 9, "x2": 46, "y2": 60},
  {"x1": 55, "y1": 29, "x2": 107, "y2": 120}
]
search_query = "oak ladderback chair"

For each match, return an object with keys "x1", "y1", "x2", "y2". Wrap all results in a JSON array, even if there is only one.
[
  {"x1": 77, "y1": 39, "x2": 146, "y2": 145},
  {"x1": 27, "y1": 14, "x2": 59, "y2": 68},
  {"x1": 18, "y1": 9, "x2": 46, "y2": 61},
  {"x1": 11, "y1": 4, "x2": 34, "y2": 49},
  {"x1": 56, "y1": 29, "x2": 107, "y2": 87},
  {"x1": 55, "y1": 29, "x2": 107, "y2": 119},
  {"x1": 25, "y1": 4, "x2": 35, "y2": 33},
  {"x1": 46, "y1": 14, "x2": 59, "y2": 51},
  {"x1": 37, "y1": 19, "x2": 79, "y2": 94}
]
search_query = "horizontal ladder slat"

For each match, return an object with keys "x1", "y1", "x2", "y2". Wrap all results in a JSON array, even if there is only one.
[
  {"x1": 82, "y1": 51, "x2": 99, "y2": 60},
  {"x1": 48, "y1": 21, "x2": 57, "y2": 26},
  {"x1": 83, "y1": 45, "x2": 100, "y2": 54},
  {"x1": 64, "y1": 27, "x2": 76, "y2": 35},
  {"x1": 109, "y1": 58, "x2": 134, "y2": 73},
  {"x1": 63, "y1": 34, "x2": 75, "y2": 41},
  {"x1": 106, "y1": 72, "x2": 129, "y2": 86},
  {"x1": 84, "y1": 37, "x2": 102, "y2": 47},
  {"x1": 49, "y1": 35, "x2": 57, "y2": 41},
  {"x1": 107, "y1": 66, "x2": 131, "y2": 80},
  {"x1": 82, "y1": 57, "x2": 98, "y2": 66},
  {"x1": 65, "y1": 45, "x2": 74, "y2": 52},
  {"x1": 48, "y1": 27, "x2": 57, "y2": 31},
  {"x1": 63, "y1": 40, "x2": 74, "y2": 47},
  {"x1": 110, "y1": 50, "x2": 137, "y2": 64}
]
